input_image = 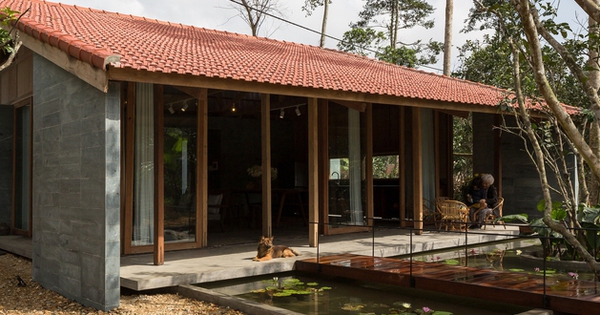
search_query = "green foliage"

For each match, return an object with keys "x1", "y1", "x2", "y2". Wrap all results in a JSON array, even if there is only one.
[
  {"x1": 337, "y1": 0, "x2": 440, "y2": 67},
  {"x1": 301, "y1": 0, "x2": 331, "y2": 16},
  {"x1": 496, "y1": 213, "x2": 529, "y2": 224},
  {"x1": 338, "y1": 27, "x2": 386, "y2": 56},
  {"x1": 1, "y1": 6, "x2": 19, "y2": 54},
  {"x1": 249, "y1": 277, "x2": 331, "y2": 297},
  {"x1": 536, "y1": 199, "x2": 566, "y2": 221},
  {"x1": 456, "y1": 3, "x2": 588, "y2": 110},
  {"x1": 452, "y1": 116, "x2": 473, "y2": 200},
  {"x1": 372, "y1": 155, "x2": 399, "y2": 179}
]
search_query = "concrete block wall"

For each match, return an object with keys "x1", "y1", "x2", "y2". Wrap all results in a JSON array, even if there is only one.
[
  {"x1": 473, "y1": 113, "x2": 545, "y2": 218},
  {"x1": 0, "y1": 106, "x2": 12, "y2": 226},
  {"x1": 31, "y1": 54, "x2": 120, "y2": 311}
]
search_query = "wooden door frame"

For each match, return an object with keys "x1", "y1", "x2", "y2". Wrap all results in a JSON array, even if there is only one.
[{"x1": 11, "y1": 97, "x2": 32, "y2": 237}]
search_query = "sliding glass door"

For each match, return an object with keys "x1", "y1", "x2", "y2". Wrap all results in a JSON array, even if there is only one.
[
  {"x1": 124, "y1": 83, "x2": 201, "y2": 254},
  {"x1": 327, "y1": 103, "x2": 366, "y2": 229}
]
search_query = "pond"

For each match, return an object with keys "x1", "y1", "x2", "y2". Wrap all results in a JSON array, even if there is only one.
[{"x1": 199, "y1": 271, "x2": 531, "y2": 315}]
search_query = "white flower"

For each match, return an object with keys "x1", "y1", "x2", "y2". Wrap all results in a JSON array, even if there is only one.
[
  {"x1": 402, "y1": 303, "x2": 411, "y2": 309},
  {"x1": 516, "y1": 250, "x2": 522, "y2": 256}
]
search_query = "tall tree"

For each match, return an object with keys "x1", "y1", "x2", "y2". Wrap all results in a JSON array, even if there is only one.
[
  {"x1": 587, "y1": 0, "x2": 600, "y2": 205},
  {"x1": 443, "y1": 0, "x2": 453, "y2": 76},
  {"x1": 302, "y1": 0, "x2": 331, "y2": 47},
  {"x1": 337, "y1": 0, "x2": 441, "y2": 67},
  {"x1": 233, "y1": 0, "x2": 283, "y2": 37},
  {"x1": 462, "y1": 0, "x2": 600, "y2": 272}
]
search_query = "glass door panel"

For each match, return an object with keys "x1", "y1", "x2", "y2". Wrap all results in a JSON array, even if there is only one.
[
  {"x1": 328, "y1": 103, "x2": 366, "y2": 227},
  {"x1": 13, "y1": 103, "x2": 31, "y2": 233},
  {"x1": 132, "y1": 83, "x2": 155, "y2": 247},
  {"x1": 163, "y1": 99, "x2": 197, "y2": 243}
]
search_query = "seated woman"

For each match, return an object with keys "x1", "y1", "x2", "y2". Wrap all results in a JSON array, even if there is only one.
[{"x1": 470, "y1": 174, "x2": 498, "y2": 229}]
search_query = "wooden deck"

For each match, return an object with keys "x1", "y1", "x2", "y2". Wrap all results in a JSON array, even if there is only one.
[{"x1": 295, "y1": 254, "x2": 600, "y2": 315}]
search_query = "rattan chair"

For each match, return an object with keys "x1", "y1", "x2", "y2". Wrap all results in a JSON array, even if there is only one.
[{"x1": 436, "y1": 199, "x2": 469, "y2": 231}]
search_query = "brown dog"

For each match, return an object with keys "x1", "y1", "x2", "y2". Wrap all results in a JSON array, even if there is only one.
[{"x1": 252, "y1": 236, "x2": 299, "y2": 261}]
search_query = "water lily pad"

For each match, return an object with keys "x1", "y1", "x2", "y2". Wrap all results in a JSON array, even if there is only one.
[
  {"x1": 272, "y1": 291, "x2": 292, "y2": 297},
  {"x1": 444, "y1": 259, "x2": 460, "y2": 265},
  {"x1": 283, "y1": 278, "x2": 303, "y2": 284},
  {"x1": 509, "y1": 268, "x2": 525, "y2": 272},
  {"x1": 306, "y1": 282, "x2": 319, "y2": 286}
]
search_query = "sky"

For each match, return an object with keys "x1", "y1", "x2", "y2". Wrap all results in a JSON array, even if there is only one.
[{"x1": 54, "y1": 0, "x2": 586, "y2": 74}]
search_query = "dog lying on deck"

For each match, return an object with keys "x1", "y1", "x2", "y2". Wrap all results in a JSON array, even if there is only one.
[{"x1": 252, "y1": 236, "x2": 299, "y2": 261}]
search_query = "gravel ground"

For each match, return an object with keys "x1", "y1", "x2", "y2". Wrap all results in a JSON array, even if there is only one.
[{"x1": 0, "y1": 252, "x2": 247, "y2": 315}]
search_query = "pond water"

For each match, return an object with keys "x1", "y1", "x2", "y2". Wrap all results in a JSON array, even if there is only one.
[
  {"x1": 199, "y1": 239, "x2": 597, "y2": 314},
  {"x1": 405, "y1": 239, "x2": 597, "y2": 283},
  {"x1": 200, "y1": 272, "x2": 530, "y2": 315}
]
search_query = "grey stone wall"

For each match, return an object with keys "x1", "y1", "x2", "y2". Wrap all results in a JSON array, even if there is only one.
[
  {"x1": 0, "y1": 105, "x2": 13, "y2": 226},
  {"x1": 31, "y1": 54, "x2": 120, "y2": 311},
  {"x1": 473, "y1": 113, "x2": 546, "y2": 218}
]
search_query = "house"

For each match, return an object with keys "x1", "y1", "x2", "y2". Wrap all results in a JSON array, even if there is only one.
[{"x1": 0, "y1": 0, "x2": 577, "y2": 311}]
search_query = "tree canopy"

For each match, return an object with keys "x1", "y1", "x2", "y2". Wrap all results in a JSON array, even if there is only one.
[{"x1": 337, "y1": 0, "x2": 441, "y2": 67}]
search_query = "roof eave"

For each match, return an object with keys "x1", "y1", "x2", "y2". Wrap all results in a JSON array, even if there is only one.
[
  {"x1": 106, "y1": 67, "x2": 510, "y2": 114},
  {"x1": 18, "y1": 29, "x2": 111, "y2": 92}
]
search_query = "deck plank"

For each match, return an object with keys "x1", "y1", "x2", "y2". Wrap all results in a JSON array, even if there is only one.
[{"x1": 295, "y1": 254, "x2": 600, "y2": 315}]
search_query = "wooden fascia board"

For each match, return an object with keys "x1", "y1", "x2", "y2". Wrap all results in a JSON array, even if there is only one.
[
  {"x1": 17, "y1": 30, "x2": 110, "y2": 92},
  {"x1": 107, "y1": 67, "x2": 548, "y2": 115}
]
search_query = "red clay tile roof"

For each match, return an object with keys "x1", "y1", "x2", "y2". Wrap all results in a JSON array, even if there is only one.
[{"x1": 2, "y1": 0, "x2": 579, "y2": 114}]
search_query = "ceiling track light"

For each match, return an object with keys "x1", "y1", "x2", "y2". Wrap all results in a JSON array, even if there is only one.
[
  {"x1": 295, "y1": 106, "x2": 301, "y2": 116},
  {"x1": 181, "y1": 101, "x2": 188, "y2": 112},
  {"x1": 231, "y1": 103, "x2": 237, "y2": 112},
  {"x1": 168, "y1": 104, "x2": 175, "y2": 114},
  {"x1": 279, "y1": 108, "x2": 285, "y2": 119}
]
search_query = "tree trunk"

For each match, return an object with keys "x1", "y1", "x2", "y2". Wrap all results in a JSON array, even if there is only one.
[
  {"x1": 443, "y1": 0, "x2": 453, "y2": 76},
  {"x1": 0, "y1": 40, "x2": 20, "y2": 72},
  {"x1": 513, "y1": 0, "x2": 600, "y2": 274},
  {"x1": 588, "y1": 0, "x2": 600, "y2": 205},
  {"x1": 319, "y1": 0, "x2": 329, "y2": 47}
]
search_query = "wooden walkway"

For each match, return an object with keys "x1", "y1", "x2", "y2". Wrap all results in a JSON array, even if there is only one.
[{"x1": 295, "y1": 254, "x2": 600, "y2": 315}]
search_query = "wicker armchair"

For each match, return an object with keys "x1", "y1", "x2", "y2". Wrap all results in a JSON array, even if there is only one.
[{"x1": 436, "y1": 199, "x2": 469, "y2": 231}]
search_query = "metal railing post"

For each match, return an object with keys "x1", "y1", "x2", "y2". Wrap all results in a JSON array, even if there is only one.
[
  {"x1": 464, "y1": 220, "x2": 469, "y2": 267},
  {"x1": 372, "y1": 219, "x2": 375, "y2": 258},
  {"x1": 542, "y1": 232, "x2": 548, "y2": 308},
  {"x1": 410, "y1": 227, "x2": 415, "y2": 288},
  {"x1": 316, "y1": 221, "x2": 320, "y2": 272}
]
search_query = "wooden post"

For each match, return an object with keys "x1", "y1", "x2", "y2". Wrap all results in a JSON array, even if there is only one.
[
  {"x1": 197, "y1": 89, "x2": 208, "y2": 247},
  {"x1": 412, "y1": 108, "x2": 424, "y2": 234},
  {"x1": 399, "y1": 107, "x2": 406, "y2": 227},
  {"x1": 308, "y1": 98, "x2": 319, "y2": 247},
  {"x1": 318, "y1": 100, "x2": 329, "y2": 235},
  {"x1": 434, "y1": 111, "x2": 440, "y2": 197},
  {"x1": 153, "y1": 84, "x2": 164, "y2": 265},
  {"x1": 261, "y1": 94, "x2": 272, "y2": 237}
]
